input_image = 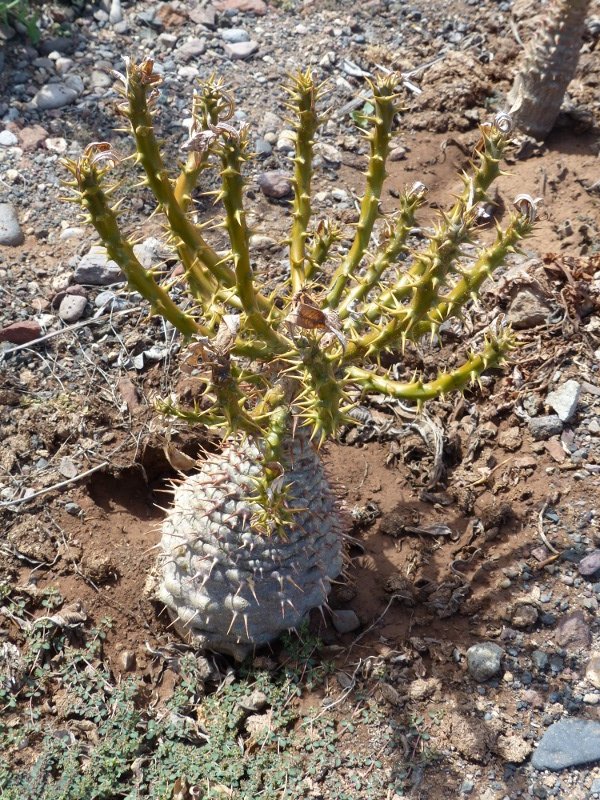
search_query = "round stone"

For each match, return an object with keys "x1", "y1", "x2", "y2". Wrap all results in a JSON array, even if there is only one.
[{"x1": 467, "y1": 642, "x2": 504, "y2": 682}]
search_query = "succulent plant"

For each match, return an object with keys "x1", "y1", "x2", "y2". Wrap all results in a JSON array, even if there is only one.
[{"x1": 62, "y1": 58, "x2": 538, "y2": 658}]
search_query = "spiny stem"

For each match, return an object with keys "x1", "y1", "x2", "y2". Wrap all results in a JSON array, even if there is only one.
[
  {"x1": 337, "y1": 185, "x2": 424, "y2": 321},
  {"x1": 363, "y1": 120, "x2": 510, "y2": 323},
  {"x1": 218, "y1": 131, "x2": 291, "y2": 354},
  {"x1": 305, "y1": 220, "x2": 341, "y2": 283},
  {"x1": 65, "y1": 159, "x2": 202, "y2": 338},
  {"x1": 287, "y1": 70, "x2": 321, "y2": 293},
  {"x1": 411, "y1": 212, "x2": 533, "y2": 337},
  {"x1": 174, "y1": 77, "x2": 227, "y2": 210},
  {"x1": 347, "y1": 333, "x2": 514, "y2": 402},
  {"x1": 326, "y1": 75, "x2": 401, "y2": 309},
  {"x1": 122, "y1": 59, "x2": 233, "y2": 292}
]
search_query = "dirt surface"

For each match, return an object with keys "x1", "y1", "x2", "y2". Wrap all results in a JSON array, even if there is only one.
[{"x1": 1, "y1": 0, "x2": 600, "y2": 797}]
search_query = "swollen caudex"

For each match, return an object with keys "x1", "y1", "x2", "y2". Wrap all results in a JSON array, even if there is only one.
[{"x1": 157, "y1": 432, "x2": 343, "y2": 660}]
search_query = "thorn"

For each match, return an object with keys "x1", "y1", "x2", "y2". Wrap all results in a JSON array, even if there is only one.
[{"x1": 226, "y1": 610, "x2": 239, "y2": 635}]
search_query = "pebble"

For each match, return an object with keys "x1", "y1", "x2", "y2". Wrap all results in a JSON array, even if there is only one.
[
  {"x1": 224, "y1": 40, "x2": 259, "y2": 59},
  {"x1": 466, "y1": 642, "x2": 504, "y2": 682},
  {"x1": 314, "y1": 141, "x2": 342, "y2": 167},
  {"x1": 579, "y1": 550, "x2": 600, "y2": 577},
  {"x1": 74, "y1": 247, "x2": 124, "y2": 285},
  {"x1": 511, "y1": 603, "x2": 539, "y2": 628},
  {"x1": 238, "y1": 689, "x2": 268, "y2": 712},
  {"x1": 213, "y1": 0, "x2": 267, "y2": 14},
  {"x1": 586, "y1": 655, "x2": 600, "y2": 689},
  {"x1": 507, "y1": 287, "x2": 551, "y2": 329},
  {"x1": 176, "y1": 38, "x2": 207, "y2": 62},
  {"x1": 90, "y1": 69, "x2": 113, "y2": 89},
  {"x1": 220, "y1": 27, "x2": 250, "y2": 43},
  {"x1": 188, "y1": 7, "x2": 216, "y2": 27},
  {"x1": 555, "y1": 609, "x2": 591, "y2": 649},
  {"x1": 529, "y1": 415, "x2": 563, "y2": 441},
  {"x1": 250, "y1": 234, "x2": 279, "y2": 251},
  {"x1": 59, "y1": 226, "x2": 86, "y2": 241},
  {"x1": 276, "y1": 129, "x2": 296, "y2": 153},
  {"x1": 546, "y1": 380, "x2": 581, "y2": 422},
  {"x1": 58, "y1": 294, "x2": 87, "y2": 323},
  {"x1": 257, "y1": 171, "x2": 293, "y2": 200},
  {"x1": 531, "y1": 650, "x2": 549, "y2": 671},
  {"x1": 531, "y1": 718, "x2": 600, "y2": 770},
  {"x1": 389, "y1": 145, "x2": 408, "y2": 161},
  {"x1": 0, "y1": 129, "x2": 18, "y2": 146},
  {"x1": 262, "y1": 112, "x2": 281, "y2": 133},
  {"x1": 45, "y1": 137, "x2": 67, "y2": 154},
  {"x1": 33, "y1": 83, "x2": 79, "y2": 110},
  {"x1": 332, "y1": 609, "x2": 360, "y2": 634},
  {"x1": 0, "y1": 203, "x2": 25, "y2": 246},
  {"x1": 120, "y1": 650, "x2": 136, "y2": 671},
  {"x1": 18, "y1": 125, "x2": 48, "y2": 151},
  {"x1": 254, "y1": 137, "x2": 272, "y2": 156},
  {"x1": 95, "y1": 290, "x2": 125, "y2": 311},
  {"x1": 133, "y1": 237, "x2": 173, "y2": 269},
  {"x1": 55, "y1": 57, "x2": 74, "y2": 75},
  {"x1": 0, "y1": 320, "x2": 41, "y2": 344}
]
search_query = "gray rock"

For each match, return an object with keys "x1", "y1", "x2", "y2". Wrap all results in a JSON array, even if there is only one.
[
  {"x1": 133, "y1": 237, "x2": 174, "y2": 269},
  {"x1": 332, "y1": 609, "x2": 360, "y2": 634},
  {"x1": 0, "y1": 129, "x2": 18, "y2": 146},
  {"x1": 74, "y1": 247, "x2": 124, "y2": 285},
  {"x1": 220, "y1": 27, "x2": 250, "y2": 43},
  {"x1": 33, "y1": 83, "x2": 79, "y2": 110},
  {"x1": 466, "y1": 642, "x2": 504, "y2": 682},
  {"x1": 314, "y1": 141, "x2": 342, "y2": 167},
  {"x1": 108, "y1": 0, "x2": 123, "y2": 24},
  {"x1": 188, "y1": 7, "x2": 216, "y2": 27},
  {"x1": 579, "y1": 550, "x2": 600, "y2": 577},
  {"x1": 238, "y1": 689, "x2": 268, "y2": 712},
  {"x1": 528, "y1": 415, "x2": 563, "y2": 441},
  {"x1": 176, "y1": 38, "x2": 206, "y2": 62},
  {"x1": 95, "y1": 290, "x2": 126, "y2": 311},
  {"x1": 507, "y1": 287, "x2": 551, "y2": 329},
  {"x1": 254, "y1": 137, "x2": 272, "y2": 156},
  {"x1": 0, "y1": 203, "x2": 24, "y2": 246},
  {"x1": 511, "y1": 603, "x2": 539, "y2": 628},
  {"x1": 39, "y1": 36, "x2": 75, "y2": 55},
  {"x1": 546, "y1": 379, "x2": 581, "y2": 422},
  {"x1": 58, "y1": 294, "x2": 87, "y2": 323},
  {"x1": 257, "y1": 171, "x2": 293, "y2": 200},
  {"x1": 531, "y1": 718, "x2": 600, "y2": 770},
  {"x1": 224, "y1": 40, "x2": 259, "y2": 59},
  {"x1": 531, "y1": 650, "x2": 549, "y2": 671},
  {"x1": 90, "y1": 70, "x2": 113, "y2": 89}
]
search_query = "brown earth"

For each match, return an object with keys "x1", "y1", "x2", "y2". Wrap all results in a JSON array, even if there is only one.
[{"x1": 1, "y1": 0, "x2": 600, "y2": 797}]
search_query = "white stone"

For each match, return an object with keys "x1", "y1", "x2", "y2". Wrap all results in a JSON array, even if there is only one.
[
  {"x1": 0, "y1": 130, "x2": 18, "y2": 146},
  {"x1": 33, "y1": 83, "x2": 78, "y2": 110},
  {"x1": 546, "y1": 379, "x2": 581, "y2": 422}
]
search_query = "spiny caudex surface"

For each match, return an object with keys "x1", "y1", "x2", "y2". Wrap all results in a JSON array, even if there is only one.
[{"x1": 63, "y1": 59, "x2": 539, "y2": 658}]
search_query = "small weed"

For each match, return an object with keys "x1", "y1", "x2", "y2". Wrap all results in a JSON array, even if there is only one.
[
  {"x1": 0, "y1": 0, "x2": 39, "y2": 42},
  {"x1": 0, "y1": 590, "x2": 433, "y2": 797}
]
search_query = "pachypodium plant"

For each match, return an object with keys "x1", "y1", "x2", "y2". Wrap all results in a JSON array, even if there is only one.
[{"x1": 62, "y1": 58, "x2": 538, "y2": 659}]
